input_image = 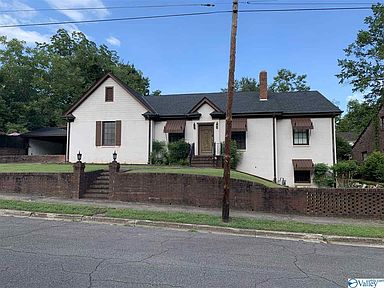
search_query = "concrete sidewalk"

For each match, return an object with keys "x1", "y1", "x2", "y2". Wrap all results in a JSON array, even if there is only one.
[{"x1": 1, "y1": 192, "x2": 383, "y2": 227}]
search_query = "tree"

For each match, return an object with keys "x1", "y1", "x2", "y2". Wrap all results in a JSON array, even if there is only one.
[
  {"x1": 269, "y1": 69, "x2": 310, "y2": 92},
  {"x1": 150, "y1": 89, "x2": 162, "y2": 96},
  {"x1": 223, "y1": 69, "x2": 310, "y2": 93},
  {"x1": 221, "y1": 77, "x2": 258, "y2": 92},
  {"x1": 337, "y1": 4, "x2": 384, "y2": 104},
  {"x1": 0, "y1": 29, "x2": 151, "y2": 132},
  {"x1": 336, "y1": 136, "x2": 352, "y2": 161},
  {"x1": 337, "y1": 99, "x2": 377, "y2": 135}
]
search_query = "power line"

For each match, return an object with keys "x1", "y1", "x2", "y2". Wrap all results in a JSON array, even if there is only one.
[
  {"x1": 0, "y1": 3, "x2": 216, "y2": 13},
  {"x1": 0, "y1": 6, "x2": 373, "y2": 29},
  {"x1": 245, "y1": 1, "x2": 379, "y2": 5}
]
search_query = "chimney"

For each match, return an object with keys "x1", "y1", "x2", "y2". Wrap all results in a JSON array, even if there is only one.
[{"x1": 259, "y1": 70, "x2": 268, "y2": 101}]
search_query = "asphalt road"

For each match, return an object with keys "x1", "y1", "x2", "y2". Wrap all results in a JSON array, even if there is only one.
[{"x1": 0, "y1": 216, "x2": 382, "y2": 288}]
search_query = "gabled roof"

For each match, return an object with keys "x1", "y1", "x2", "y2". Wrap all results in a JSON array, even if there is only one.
[
  {"x1": 64, "y1": 73, "x2": 341, "y2": 119},
  {"x1": 64, "y1": 73, "x2": 155, "y2": 116},
  {"x1": 145, "y1": 90, "x2": 341, "y2": 117},
  {"x1": 188, "y1": 97, "x2": 224, "y2": 114}
]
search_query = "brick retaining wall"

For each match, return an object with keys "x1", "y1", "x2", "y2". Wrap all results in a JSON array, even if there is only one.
[
  {"x1": 0, "y1": 173, "x2": 74, "y2": 198},
  {"x1": 0, "y1": 155, "x2": 65, "y2": 163},
  {"x1": 0, "y1": 169, "x2": 383, "y2": 218}
]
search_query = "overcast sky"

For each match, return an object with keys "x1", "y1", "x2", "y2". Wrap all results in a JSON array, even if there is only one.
[{"x1": 0, "y1": 0, "x2": 381, "y2": 111}]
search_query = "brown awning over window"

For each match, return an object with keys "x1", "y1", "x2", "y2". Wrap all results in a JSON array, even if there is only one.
[
  {"x1": 232, "y1": 118, "x2": 247, "y2": 132},
  {"x1": 164, "y1": 120, "x2": 186, "y2": 133},
  {"x1": 291, "y1": 118, "x2": 313, "y2": 130},
  {"x1": 292, "y1": 159, "x2": 314, "y2": 171}
]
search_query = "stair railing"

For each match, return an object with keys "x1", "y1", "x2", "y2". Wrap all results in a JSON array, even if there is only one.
[{"x1": 188, "y1": 143, "x2": 195, "y2": 166}]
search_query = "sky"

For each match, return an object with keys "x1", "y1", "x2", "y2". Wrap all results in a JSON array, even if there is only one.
[{"x1": 0, "y1": 0, "x2": 381, "y2": 112}]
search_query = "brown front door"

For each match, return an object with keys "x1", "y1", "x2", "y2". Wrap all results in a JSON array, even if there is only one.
[{"x1": 198, "y1": 124, "x2": 214, "y2": 155}]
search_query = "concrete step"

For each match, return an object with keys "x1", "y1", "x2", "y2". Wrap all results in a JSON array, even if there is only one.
[
  {"x1": 89, "y1": 184, "x2": 109, "y2": 189},
  {"x1": 92, "y1": 180, "x2": 109, "y2": 185},
  {"x1": 82, "y1": 193, "x2": 108, "y2": 199},
  {"x1": 86, "y1": 188, "x2": 109, "y2": 194}
]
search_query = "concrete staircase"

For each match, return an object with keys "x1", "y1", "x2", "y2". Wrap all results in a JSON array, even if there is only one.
[
  {"x1": 82, "y1": 171, "x2": 110, "y2": 199},
  {"x1": 190, "y1": 155, "x2": 223, "y2": 168}
]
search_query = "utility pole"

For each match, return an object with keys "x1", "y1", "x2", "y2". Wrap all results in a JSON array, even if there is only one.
[{"x1": 222, "y1": 0, "x2": 238, "y2": 222}]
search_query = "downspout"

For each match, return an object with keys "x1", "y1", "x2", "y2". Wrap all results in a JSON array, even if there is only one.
[
  {"x1": 66, "y1": 122, "x2": 70, "y2": 162},
  {"x1": 148, "y1": 119, "x2": 152, "y2": 164},
  {"x1": 331, "y1": 116, "x2": 336, "y2": 187},
  {"x1": 273, "y1": 116, "x2": 277, "y2": 183},
  {"x1": 332, "y1": 116, "x2": 336, "y2": 166}
]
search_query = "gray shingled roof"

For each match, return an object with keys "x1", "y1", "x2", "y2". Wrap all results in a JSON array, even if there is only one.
[
  {"x1": 145, "y1": 90, "x2": 341, "y2": 116},
  {"x1": 22, "y1": 127, "x2": 67, "y2": 138}
]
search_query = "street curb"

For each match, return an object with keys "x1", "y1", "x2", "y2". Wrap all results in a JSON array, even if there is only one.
[{"x1": 0, "y1": 209, "x2": 383, "y2": 247}]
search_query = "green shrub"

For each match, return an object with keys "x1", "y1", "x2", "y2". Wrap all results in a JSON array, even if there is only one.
[
  {"x1": 168, "y1": 140, "x2": 190, "y2": 165},
  {"x1": 313, "y1": 163, "x2": 334, "y2": 187},
  {"x1": 230, "y1": 140, "x2": 241, "y2": 169},
  {"x1": 333, "y1": 160, "x2": 358, "y2": 187},
  {"x1": 360, "y1": 151, "x2": 384, "y2": 182},
  {"x1": 220, "y1": 140, "x2": 242, "y2": 169},
  {"x1": 150, "y1": 140, "x2": 168, "y2": 164}
]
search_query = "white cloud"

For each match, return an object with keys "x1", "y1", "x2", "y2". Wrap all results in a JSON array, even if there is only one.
[
  {"x1": 45, "y1": 0, "x2": 109, "y2": 21},
  {"x1": 0, "y1": 2, "x2": 49, "y2": 44},
  {"x1": 347, "y1": 92, "x2": 364, "y2": 103},
  {"x1": 106, "y1": 36, "x2": 120, "y2": 47}
]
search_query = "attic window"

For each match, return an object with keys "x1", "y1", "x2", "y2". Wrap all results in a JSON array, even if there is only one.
[{"x1": 105, "y1": 87, "x2": 114, "y2": 102}]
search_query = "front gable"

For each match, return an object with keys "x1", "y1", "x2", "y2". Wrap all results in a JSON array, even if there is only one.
[{"x1": 64, "y1": 73, "x2": 154, "y2": 117}]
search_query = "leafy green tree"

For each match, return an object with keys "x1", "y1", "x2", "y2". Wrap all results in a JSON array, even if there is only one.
[
  {"x1": 333, "y1": 160, "x2": 358, "y2": 187},
  {"x1": 222, "y1": 77, "x2": 259, "y2": 92},
  {"x1": 0, "y1": 29, "x2": 150, "y2": 132},
  {"x1": 224, "y1": 69, "x2": 310, "y2": 93},
  {"x1": 360, "y1": 151, "x2": 384, "y2": 182},
  {"x1": 150, "y1": 89, "x2": 162, "y2": 96},
  {"x1": 269, "y1": 69, "x2": 310, "y2": 92},
  {"x1": 337, "y1": 99, "x2": 377, "y2": 135},
  {"x1": 337, "y1": 4, "x2": 384, "y2": 104},
  {"x1": 313, "y1": 163, "x2": 334, "y2": 187},
  {"x1": 336, "y1": 136, "x2": 352, "y2": 161}
]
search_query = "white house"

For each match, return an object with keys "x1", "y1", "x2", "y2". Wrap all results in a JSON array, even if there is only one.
[{"x1": 64, "y1": 72, "x2": 341, "y2": 187}]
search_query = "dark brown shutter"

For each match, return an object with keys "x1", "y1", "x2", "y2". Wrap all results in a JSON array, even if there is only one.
[
  {"x1": 105, "y1": 87, "x2": 114, "y2": 102},
  {"x1": 96, "y1": 121, "x2": 101, "y2": 146},
  {"x1": 115, "y1": 120, "x2": 121, "y2": 146}
]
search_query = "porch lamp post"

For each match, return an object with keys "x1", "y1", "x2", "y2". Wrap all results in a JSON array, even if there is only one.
[
  {"x1": 77, "y1": 151, "x2": 82, "y2": 162},
  {"x1": 222, "y1": 0, "x2": 239, "y2": 223},
  {"x1": 112, "y1": 151, "x2": 117, "y2": 162}
]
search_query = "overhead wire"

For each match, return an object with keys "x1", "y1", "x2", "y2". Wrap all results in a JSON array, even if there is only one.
[
  {"x1": 0, "y1": 3, "x2": 217, "y2": 13},
  {"x1": 0, "y1": 6, "x2": 375, "y2": 29}
]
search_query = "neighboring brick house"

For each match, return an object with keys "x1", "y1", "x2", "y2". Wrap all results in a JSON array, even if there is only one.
[
  {"x1": 64, "y1": 71, "x2": 341, "y2": 187},
  {"x1": 352, "y1": 105, "x2": 384, "y2": 162}
]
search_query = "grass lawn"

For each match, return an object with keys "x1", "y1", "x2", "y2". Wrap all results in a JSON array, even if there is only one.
[
  {"x1": 0, "y1": 163, "x2": 280, "y2": 188},
  {"x1": 126, "y1": 166, "x2": 280, "y2": 188},
  {"x1": 0, "y1": 199, "x2": 383, "y2": 238}
]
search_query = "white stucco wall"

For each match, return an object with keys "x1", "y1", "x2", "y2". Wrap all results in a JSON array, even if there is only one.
[
  {"x1": 276, "y1": 118, "x2": 335, "y2": 187},
  {"x1": 69, "y1": 77, "x2": 149, "y2": 164},
  {"x1": 28, "y1": 139, "x2": 65, "y2": 155},
  {"x1": 235, "y1": 118, "x2": 275, "y2": 181}
]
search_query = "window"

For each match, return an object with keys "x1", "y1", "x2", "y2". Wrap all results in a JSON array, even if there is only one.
[
  {"x1": 102, "y1": 121, "x2": 116, "y2": 146},
  {"x1": 293, "y1": 129, "x2": 309, "y2": 145},
  {"x1": 381, "y1": 117, "x2": 384, "y2": 129},
  {"x1": 169, "y1": 133, "x2": 184, "y2": 143},
  {"x1": 294, "y1": 170, "x2": 311, "y2": 183},
  {"x1": 362, "y1": 151, "x2": 368, "y2": 161},
  {"x1": 105, "y1": 87, "x2": 114, "y2": 102},
  {"x1": 231, "y1": 131, "x2": 246, "y2": 149}
]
